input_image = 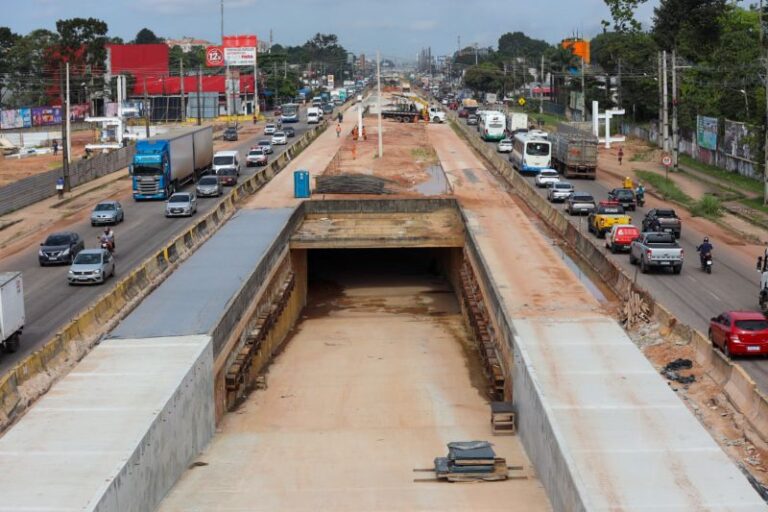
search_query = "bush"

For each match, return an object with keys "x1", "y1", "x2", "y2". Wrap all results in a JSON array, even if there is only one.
[{"x1": 691, "y1": 195, "x2": 723, "y2": 218}]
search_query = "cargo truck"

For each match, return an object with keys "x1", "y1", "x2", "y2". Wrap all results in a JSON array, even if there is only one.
[
  {"x1": 0, "y1": 272, "x2": 24, "y2": 353},
  {"x1": 131, "y1": 126, "x2": 213, "y2": 200},
  {"x1": 506, "y1": 112, "x2": 528, "y2": 134},
  {"x1": 550, "y1": 123, "x2": 598, "y2": 180}
]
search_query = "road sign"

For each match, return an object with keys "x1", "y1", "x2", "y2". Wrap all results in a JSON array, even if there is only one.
[
  {"x1": 206, "y1": 46, "x2": 224, "y2": 67},
  {"x1": 662, "y1": 154, "x2": 672, "y2": 167},
  {"x1": 518, "y1": 97, "x2": 526, "y2": 107}
]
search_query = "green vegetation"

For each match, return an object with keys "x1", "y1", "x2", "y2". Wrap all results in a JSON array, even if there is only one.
[
  {"x1": 629, "y1": 148, "x2": 654, "y2": 162},
  {"x1": 690, "y1": 195, "x2": 723, "y2": 218},
  {"x1": 635, "y1": 170, "x2": 694, "y2": 206},
  {"x1": 411, "y1": 147, "x2": 438, "y2": 164},
  {"x1": 679, "y1": 155, "x2": 762, "y2": 195},
  {"x1": 739, "y1": 198, "x2": 768, "y2": 216}
]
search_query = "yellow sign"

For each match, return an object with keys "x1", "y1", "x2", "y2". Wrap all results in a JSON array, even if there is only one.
[{"x1": 518, "y1": 97, "x2": 526, "y2": 106}]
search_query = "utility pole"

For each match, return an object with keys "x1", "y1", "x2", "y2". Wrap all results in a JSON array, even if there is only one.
[
  {"x1": 179, "y1": 59, "x2": 186, "y2": 123},
  {"x1": 59, "y1": 63, "x2": 70, "y2": 192},
  {"x1": 657, "y1": 51, "x2": 663, "y2": 148},
  {"x1": 580, "y1": 57, "x2": 586, "y2": 121},
  {"x1": 662, "y1": 50, "x2": 669, "y2": 154},
  {"x1": 617, "y1": 57, "x2": 622, "y2": 107},
  {"x1": 254, "y1": 47, "x2": 259, "y2": 118},
  {"x1": 671, "y1": 48, "x2": 679, "y2": 172},
  {"x1": 540, "y1": 54, "x2": 545, "y2": 114},
  {"x1": 196, "y1": 66, "x2": 202, "y2": 125},
  {"x1": 143, "y1": 76, "x2": 150, "y2": 138},
  {"x1": 762, "y1": 0, "x2": 768, "y2": 204},
  {"x1": 377, "y1": 50, "x2": 383, "y2": 158}
]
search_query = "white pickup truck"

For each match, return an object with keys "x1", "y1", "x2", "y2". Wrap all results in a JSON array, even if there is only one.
[
  {"x1": 0, "y1": 272, "x2": 24, "y2": 353},
  {"x1": 630, "y1": 232, "x2": 684, "y2": 274},
  {"x1": 428, "y1": 107, "x2": 446, "y2": 123}
]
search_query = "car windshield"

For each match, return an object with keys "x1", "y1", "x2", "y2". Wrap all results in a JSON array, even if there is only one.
[
  {"x1": 249, "y1": 150, "x2": 264, "y2": 156},
  {"x1": 225, "y1": 128, "x2": 236, "y2": 134},
  {"x1": 266, "y1": 124, "x2": 275, "y2": 129},
  {"x1": 573, "y1": 195, "x2": 593, "y2": 202},
  {"x1": 274, "y1": 132, "x2": 285, "y2": 137},
  {"x1": 45, "y1": 234, "x2": 71, "y2": 245},
  {"x1": 526, "y1": 142, "x2": 550, "y2": 156},
  {"x1": 735, "y1": 319, "x2": 768, "y2": 331},
  {"x1": 169, "y1": 195, "x2": 190, "y2": 203},
  {"x1": 541, "y1": 171, "x2": 558, "y2": 177},
  {"x1": 74, "y1": 252, "x2": 101, "y2": 265},
  {"x1": 94, "y1": 203, "x2": 115, "y2": 211},
  {"x1": 258, "y1": 141, "x2": 270, "y2": 146},
  {"x1": 219, "y1": 168, "x2": 236, "y2": 176},
  {"x1": 213, "y1": 156, "x2": 234, "y2": 166},
  {"x1": 615, "y1": 189, "x2": 633, "y2": 197},
  {"x1": 198, "y1": 176, "x2": 218, "y2": 185},
  {"x1": 554, "y1": 183, "x2": 572, "y2": 190}
]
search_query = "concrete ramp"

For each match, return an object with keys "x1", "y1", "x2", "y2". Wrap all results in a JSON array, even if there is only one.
[{"x1": 0, "y1": 335, "x2": 213, "y2": 512}]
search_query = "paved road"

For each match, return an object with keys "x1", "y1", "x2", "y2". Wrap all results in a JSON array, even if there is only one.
[
  {"x1": 468, "y1": 121, "x2": 768, "y2": 392},
  {"x1": 0, "y1": 114, "x2": 318, "y2": 374}
]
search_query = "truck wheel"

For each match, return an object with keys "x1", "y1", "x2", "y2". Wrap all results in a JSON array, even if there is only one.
[
  {"x1": 673, "y1": 265, "x2": 682, "y2": 274},
  {"x1": 433, "y1": 116, "x2": 440, "y2": 123},
  {"x1": 629, "y1": 252, "x2": 637, "y2": 265},
  {"x1": 5, "y1": 333, "x2": 20, "y2": 353},
  {"x1": 640, "y1": 259, "x2": 648, "y2": 274}
]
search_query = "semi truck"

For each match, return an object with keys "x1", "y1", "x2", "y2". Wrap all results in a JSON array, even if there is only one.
[
  {"x1": 0, "y1": 272, "x2": 24, "y2": 353},
  {"x1": 550, "y1": 123, "x2": 599, "y2": 180},
  {"x1": 131, "y1": 126, "x2": 213, "y2": 200}
]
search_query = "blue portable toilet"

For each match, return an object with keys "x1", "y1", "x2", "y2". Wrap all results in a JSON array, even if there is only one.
[{"x1": 293, "y1": 170, "x2": 311, "y2": 198}]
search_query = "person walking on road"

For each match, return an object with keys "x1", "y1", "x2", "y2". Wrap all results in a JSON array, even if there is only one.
[
  {"x1": 52, "y1": 139, "x2": 58, "y2": 156},
  {"x1": 336, "y1": 123, "x2": 341, "y2": 138},
  {"x1": 337, "y1": 112, "x2": 343, "y2": 123},
  {"x1": 55, "y1": 176, "x2": 64, "y2": 199},
  {"x1": 618, "y1": 146, "x2": 624, "y2": 166}
]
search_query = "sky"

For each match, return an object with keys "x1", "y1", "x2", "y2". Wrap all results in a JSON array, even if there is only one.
[{"x1": 4, "y1": 0, "x2": 659, "y2": 60}]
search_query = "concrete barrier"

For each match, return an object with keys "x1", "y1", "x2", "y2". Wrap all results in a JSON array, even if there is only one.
[
  {"x1": 448, "y1": 112, "x2": 768, "y2": 446},
  {"x1": 0, "y1": 121, "x2": 330, "y2": 433}
]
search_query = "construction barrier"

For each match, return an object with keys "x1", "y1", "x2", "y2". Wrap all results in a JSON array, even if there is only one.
[
  {"x1": 0, "y1": 119, "x2": 330, "y2": 432},
  {"x1": 448, "y1": 111, "x2": 768, "y2": 445}
]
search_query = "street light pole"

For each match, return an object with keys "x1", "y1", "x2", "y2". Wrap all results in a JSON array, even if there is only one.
[{"x1": 377, "y1": 50, "x2": 383, "y2": 158}]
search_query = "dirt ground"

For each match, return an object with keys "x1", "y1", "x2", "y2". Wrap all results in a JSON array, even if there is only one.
[
  {"x1": 323, "y1": 119, "x2": 444, "y2": 195},
  {"x1": 629, "y1": 322, "x2": 768, "y2": 488},
  {"x1": 0, "y1": 130, "x2": 94, "y2": 186},
  {"x1": 158, "y1": 258, "x2": 552, "y2": 512}
]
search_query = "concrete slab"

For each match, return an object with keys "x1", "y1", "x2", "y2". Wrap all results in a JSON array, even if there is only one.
[
  {"x1": 0, "y1": 335, "x2": 214, "y2": 512},
  {"x1": 110, "y1": 208, "x2": 294, "y2": 340}
]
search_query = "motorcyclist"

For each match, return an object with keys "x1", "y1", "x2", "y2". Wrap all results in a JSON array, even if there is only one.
[
  {"x1": 635, "y1": 182, "x2": 645, "y2": 204},
  {"x1": 99, "y1": 227, "x2": 115, "y2": 253},
  {"x1": 697, "y1": 237, "x2": 713, "y2": 267}
]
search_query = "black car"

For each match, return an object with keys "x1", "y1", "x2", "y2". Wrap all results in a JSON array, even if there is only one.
[
  {"x1": 467, "y1": 114, "x2": 478, "y2": 126},
  {"x1": 283, "y1": 126, "x2": 296, "y2": 138},
  {"x1": 607, "y1": 188, "x2": 637, "y2": 211},
  {"x1": 39, "y1": 231, "x2": 84, "y2": 266},
  {"x1": 223, "y1": 126, "x2": 238, "y2": 141}
]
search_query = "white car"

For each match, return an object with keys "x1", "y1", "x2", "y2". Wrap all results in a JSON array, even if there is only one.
[
  {"x1": 271, "y1": 131, "x2": 287, "y2": 145},
  {"x1": 264, "y1": 123, "x2": 277, "y2": 135},
  {"x1": 547, "y1": 182, "x2": 575, "y2": 202},
  {"x1": 497, "y1": 138, "x2": 513, "y2": 153},
  {"x1": 535, "y1": 169, "x2": 560, "y2": 188}
]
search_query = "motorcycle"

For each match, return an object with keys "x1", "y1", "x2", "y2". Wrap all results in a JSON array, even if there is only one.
[
  {"x1": 98, "y1": 236, "x2": 115, "y2": 254},
  {"x1": 635, "y1": 188, "x2": 645, "y2": 207},
  {"x1": 700, "y1": 252, "x2": 713, "y2": 274}
]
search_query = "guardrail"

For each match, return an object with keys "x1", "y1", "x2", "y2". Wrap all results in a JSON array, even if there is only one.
[
  {"x1": 448, "y1": 110, "x2": 768, "y2": 445},
  {"x1": 0, "y1": 119, "x2": 331, "y2": 432}
]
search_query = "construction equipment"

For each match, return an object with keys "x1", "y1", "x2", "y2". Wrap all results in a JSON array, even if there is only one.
[{"x1": 413, "y1": 441, "x2": 525, "y2": 483}]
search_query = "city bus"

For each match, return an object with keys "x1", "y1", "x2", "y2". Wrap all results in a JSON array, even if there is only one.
[
  {"x1": 280, "y1": 103, "x2": 300, "y2": 123},
  {"x1": 510, "y1": 133, "x2": 552, "y2": 175},
  {"x1": 479, "y1": 111, "x2": 506, "y2": 141}
]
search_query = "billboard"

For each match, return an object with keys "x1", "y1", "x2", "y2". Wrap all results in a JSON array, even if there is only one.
[
  {"x1": 327, "y1": 74, "x2": 335, "y2": 88},
  {"x1": 31, "y1": 107, "x2": 62, "y2": 126},
  {"x1": 108, "y1": 44, "x2": 169, "y2": 82},
  {"x1": 723, "y1": 120, "x2": 754, "y2": 161},
  {"x1": 1, "y1": 108, "x2": 31, "y2": 129},
  {"x1": 206, "y1": 46, "x2": 225, "y2": 67},
  {"x1": 562, "y1": 38, "x2": 590, "y2": 64},
  {"x1": 696, "y1": 115, "x2": 718, "y2": 151}
]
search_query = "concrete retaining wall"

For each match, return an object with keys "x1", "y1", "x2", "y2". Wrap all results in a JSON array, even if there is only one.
[
  {"x1": 449, "y1": 111, "x2": 768, "y2": 452},
  {"x1": 0, "y1": 120, "x2": 330, "y2": 433},
  {"x1": 0, "y1": 146, "x2": 135, "y2": 216}
]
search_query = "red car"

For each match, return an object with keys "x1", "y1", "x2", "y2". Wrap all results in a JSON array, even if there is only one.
[
  {"x1": 604, "y1": 224, "x2": 640, "y2": 253},
  {"x1": 709, "y1": 311, "x2": 768, "y2": 357}
]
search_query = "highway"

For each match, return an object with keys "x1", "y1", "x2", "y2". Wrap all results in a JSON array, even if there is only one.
[
  {"x1": 0, "y1": 113, "x2": 317, "y2": 374},
  {"x1": 469, "y1": 120, "x2": 768, "y2": 392}
]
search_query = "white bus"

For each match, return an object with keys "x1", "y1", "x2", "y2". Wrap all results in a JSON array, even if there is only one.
[
  {"x1": 479, "y1": 111, "x2": 506, "y2": 141},
  {"x1": 280, "y1": 103, "x2": 300, "y2": 123},
  {"x1": 510, "y1": 133, "x2": 552, "y2": 175}
]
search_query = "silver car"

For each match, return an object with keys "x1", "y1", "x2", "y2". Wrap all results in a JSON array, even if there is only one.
[
  {"x1": 547, "y1": 182, "x2": 575, "y2": 202},
  {"x1": 165, "y1": 192, "x2": 198, "y2": 217},
  {"x1": 195, "y1": 175, "x2": 223, "y2": 197},
  {"x1": 90, "y1": 200, "x2": 124, "y2": 226},
  {"x1": 264, "y1": 123, "x2": 277, "y2": 135},
  {"x1": 257, "y1": 139, "x2": 273, "y2": 154},
  {"x1": 68, "y1": 248, "x2": 115, "y2": 285},
  {"x1": 271, "y1": 131, "x2": 287, "y2": 145}
]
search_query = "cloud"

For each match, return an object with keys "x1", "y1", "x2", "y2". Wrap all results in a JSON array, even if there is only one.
[{"x1": 408, "y1": 20, "x2": 438, "y2": 31}]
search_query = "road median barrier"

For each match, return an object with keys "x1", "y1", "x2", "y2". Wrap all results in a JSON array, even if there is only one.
[
  {"x1": 0, "y1": 120, "x2": 330, "y2": 433},
  {"x1": 448, "y1": 111, "x2": 768, "y2": 445}
]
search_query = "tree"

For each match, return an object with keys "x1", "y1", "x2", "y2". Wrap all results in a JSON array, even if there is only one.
[
  {"x1": 652, "y1": 0, "x2": 727, "y2": 58},
  {"x1": 134, "y1": 28, "x2": 162, "y2": 45},
  {"x1": 4, "y1": 29, "x2": 59, "y2": 107},
  {"x1": 464, "y1": 62, "x2": 503, "y2": 94},
  {"x1": 0, "y1": 27, "x2": 20, "y2": 108},
  {"x1": 55, "y1": 18, "x2": 109, "y2": 104},
  {"x1": 602, "y1": 0, "x2": 649, "y2": 32},
  {"x1": 497, "y1": 32, "x2": 551, "y2": 61}
]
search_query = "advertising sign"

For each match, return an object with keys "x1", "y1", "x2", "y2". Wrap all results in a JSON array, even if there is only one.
[
  {"x1": 696, "y1": 115, "x2": 718, "y2": 151},
  {"x1": 723, "y1": 120, "x2": 754, "y2": 161},
  {"x1": 327, "y1": 74, "x2": 334, "y2": 89},
  {"x1": 206, "y1": 46, "x2": 224, "y2": 67},
  {"x1": 31, "y1": 107, "x2": 62, "y2": 126},
  {"x1": 0, "y1": 108, "x2": 31, "y2": 129},
  {"x1": 224, "y1": 47, "x2": 256, "y2": 66}
]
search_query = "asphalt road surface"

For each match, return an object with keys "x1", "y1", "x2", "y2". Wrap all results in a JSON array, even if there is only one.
[
  {"x1": 0, "y1": 114, "x2": 318, "y2": 375},
  {"x1": 471, "y1": 122, "x2": 768, "y2": 392}
]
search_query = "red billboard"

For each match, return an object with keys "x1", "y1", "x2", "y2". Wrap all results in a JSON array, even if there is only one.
[
  {"x1": 108, "y1": 44, "x2": 169, "y2": 81},
  {"x1": 206, "y1": 46, "x2": 224, "y2": 67},
  {"x1": 223, "y1": 35, "x2": 258, "y2": 48}
]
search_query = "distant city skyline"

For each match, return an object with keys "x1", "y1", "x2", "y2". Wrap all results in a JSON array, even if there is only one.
[{"x1": 7, "y1": 0, "x2": 658, "y2": 60}]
